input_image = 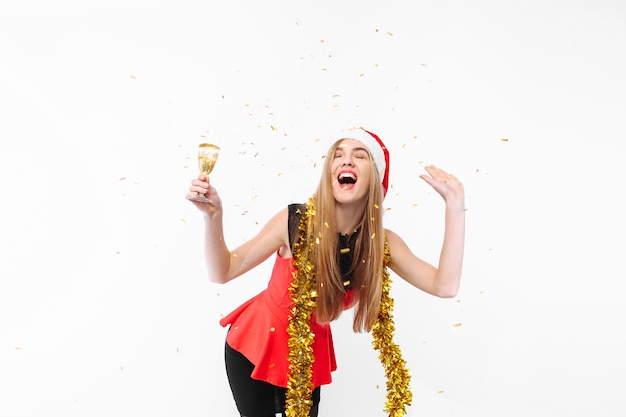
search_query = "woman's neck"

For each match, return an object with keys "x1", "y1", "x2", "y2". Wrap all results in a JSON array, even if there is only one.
[{"x1": 335, "y1": 204, "x2": 364, "y2": 235}]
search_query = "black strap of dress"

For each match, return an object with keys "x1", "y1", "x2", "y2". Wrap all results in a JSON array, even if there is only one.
[{"x1": 288, "y1": 203, "x2": 306, "y2": 253}]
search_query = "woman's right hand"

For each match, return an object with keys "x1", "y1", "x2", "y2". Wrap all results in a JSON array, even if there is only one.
[{"x1": 186, "y1": 174, "x2": 222, "y2": 214}]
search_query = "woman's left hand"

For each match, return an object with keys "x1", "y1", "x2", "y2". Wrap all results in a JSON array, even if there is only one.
[{"x1": 419, "y1": 165, "x2": 465, "y2": 204}]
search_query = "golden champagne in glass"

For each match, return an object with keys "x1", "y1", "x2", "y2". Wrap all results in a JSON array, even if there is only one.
[{"x1": 189, "y1": 143, "x2": 220, "y2": 202}]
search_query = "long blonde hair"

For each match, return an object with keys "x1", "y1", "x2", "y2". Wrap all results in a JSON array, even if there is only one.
[{"x1": 311, "y1": 139, "x2": 386, "y2": 332}]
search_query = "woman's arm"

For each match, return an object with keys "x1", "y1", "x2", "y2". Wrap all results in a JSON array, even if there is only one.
[
  {"x1": 187, "y1": 175, "x2": 289, "y2": 284},
  {"x1": 387, "y1": 165, "x2": 465, "y2": 298}
]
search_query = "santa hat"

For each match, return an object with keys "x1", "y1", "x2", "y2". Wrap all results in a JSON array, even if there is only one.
[{"x1": 338, "y1": 128, "x2": 390, "y2": 196}]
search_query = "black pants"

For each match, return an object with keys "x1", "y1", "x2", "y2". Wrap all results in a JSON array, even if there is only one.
[{"x1": 224, "y1": 342, "x2": 320, "y2": 417}]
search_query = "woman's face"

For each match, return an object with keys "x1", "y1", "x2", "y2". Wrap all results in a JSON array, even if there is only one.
[{"x1": 330, "y1": 139, "x2": 373, "y2": 205}]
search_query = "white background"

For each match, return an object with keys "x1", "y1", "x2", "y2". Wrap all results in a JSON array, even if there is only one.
[{"x1": 1, "y1": 1, "x2": 625, "y2": 416}]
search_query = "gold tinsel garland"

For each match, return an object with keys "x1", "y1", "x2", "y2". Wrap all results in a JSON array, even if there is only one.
[
  {"x1": 285, "y1": 199, "x2": 317, "y2": 417},
  {"x1": 286, "y1": 198, "x2": 412, "y2": 417},
  {"x1": 371, "y1": 238, "x2": 413, "y2": 416}
]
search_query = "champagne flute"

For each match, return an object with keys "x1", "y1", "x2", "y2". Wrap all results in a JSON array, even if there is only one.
[{"x1": 189, "y1": 142, "x2": 220, "y2": 202}]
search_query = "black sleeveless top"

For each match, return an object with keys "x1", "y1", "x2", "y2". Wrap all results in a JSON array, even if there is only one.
[{"x1": 288, "y1": 203, "x2": 359, "y2": 289}]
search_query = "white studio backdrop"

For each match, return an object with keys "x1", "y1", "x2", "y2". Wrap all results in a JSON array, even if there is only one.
[{"x1": 1, "y1": 1, "x2": 625, "y2": 416}]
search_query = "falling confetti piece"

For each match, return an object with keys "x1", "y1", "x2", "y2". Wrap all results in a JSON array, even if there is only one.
[
  {"x1": 129, "y1": 75, "x2": 136, "y2": 79},
  {"x1": 119, "y1": 177, "x2": 127, "y2": 181},
  {"x1": 453, "y1": 323, "x2": 462, "y2": 328},
  {"x1": 500, "y1": 138, "x2": 509, "y2": 142},
  {"x1": 437, "y1": 390, "x2": 444, "y2": 394}
]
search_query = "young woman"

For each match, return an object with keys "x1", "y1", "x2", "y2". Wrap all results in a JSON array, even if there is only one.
[{"x1": 186, "y1": 129, "x2": 465, "y2": 417}]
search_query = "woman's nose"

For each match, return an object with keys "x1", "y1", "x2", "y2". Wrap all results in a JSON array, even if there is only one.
[{"x1": 341, "y1": 155, "x2": 354, "y2": 166}]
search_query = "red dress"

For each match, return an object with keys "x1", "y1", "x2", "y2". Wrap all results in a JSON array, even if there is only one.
[{"x1": 220, "y1": 252, "x2": 352, "y2": 388}]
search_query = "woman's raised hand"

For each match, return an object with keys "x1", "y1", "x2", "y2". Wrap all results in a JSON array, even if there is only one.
[
  {"x1": 419, "y1": 165, "x2": 465, "y2": 205},
  {"x1": 186, "y1": 175, "x2": 223, "y2": 214}
]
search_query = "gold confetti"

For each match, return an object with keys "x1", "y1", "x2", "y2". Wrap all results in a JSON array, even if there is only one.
[
  {"x1": 453, "y1": 323, "x2": 462, "y2": 328},
  {"x1": 340, "y1": 248, "x2": 350, "y2": 254},
  {"x1": 437, "y1": 390, "x2": 444, "y2": 394},
  {"x1": 500, "y1": 138, "x2": 509, "y2": 142}
]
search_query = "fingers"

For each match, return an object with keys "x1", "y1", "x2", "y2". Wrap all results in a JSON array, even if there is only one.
[
  {"x1": 186, "y1": 175, "x2": 219, "y2": 204},
  {"x1": 423, "y1": 165, "x2": 460, "y2": 184},
  {"x1": 420, "y1": 165, "x2": 464, "y2": 205},
  {"x1": 190, "y1": 175, "x2": 210, "y2": 193}
]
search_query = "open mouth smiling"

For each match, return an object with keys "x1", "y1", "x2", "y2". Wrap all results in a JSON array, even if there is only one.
[{"x1": 337, "y1": 170, "x2": 357, "y2": 189}]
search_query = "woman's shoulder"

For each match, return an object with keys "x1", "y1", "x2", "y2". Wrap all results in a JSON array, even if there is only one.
[
  {"x1": 288, "y1": 202, "x2": 306, "y2": 215},
  {"x1": 287, "y1": 203, "x2": 307, "y2": 251},
  {"x1": 383, "y1": 228, "x2": 405, "y2": 247}
]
